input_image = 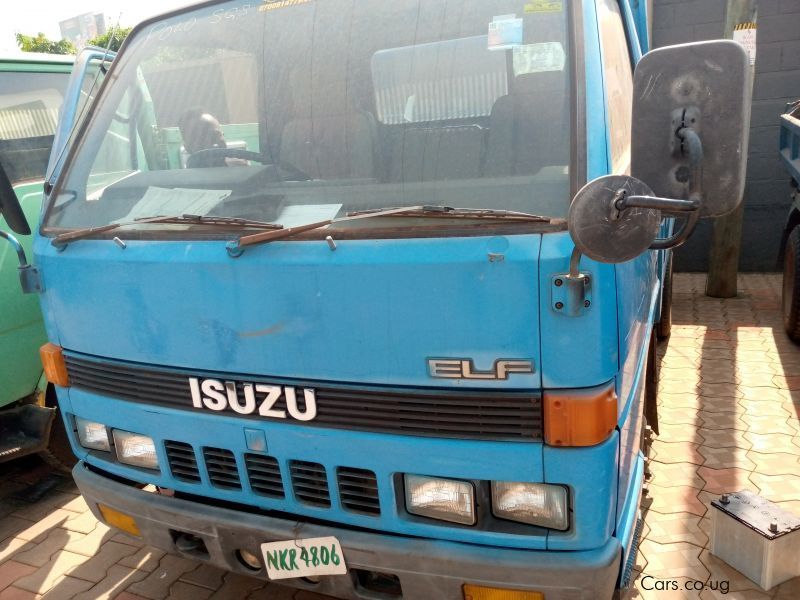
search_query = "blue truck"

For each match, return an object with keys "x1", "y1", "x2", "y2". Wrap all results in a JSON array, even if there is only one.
[{"x1": 0, "y1": 1, "x2": 750, "y2": 599}]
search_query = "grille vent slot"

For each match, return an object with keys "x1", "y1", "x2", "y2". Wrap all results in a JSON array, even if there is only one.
[
  {"x1": 337, "y1": 467, "x2": 380, "y2": 515},
  {"x1": 290, "y1": 460, "x2": 330, "y2": 507},
  {"x1": 245, "y1": 454, "x2": 284, "y2": 498},
  {"x1": 203, "y1": 447, "x2": 241, "y2": 490},
  {"x1": 164, "y1": 441, "x2": 200, "y2": 483}
]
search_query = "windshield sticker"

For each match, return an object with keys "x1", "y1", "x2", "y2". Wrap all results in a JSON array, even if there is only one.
[
  {"x1": 259, "y1": 0, "x2": 311, "y2": 12},
  {"x1": 275, "y1": 204, "x2": 342, "y2": 228},
  {"x1": 513, "y1": 42, "x2": 566, "y2": 75},
  {"x1": 524, "y1": 1, "x2": 563, "y2": 13},
  {"x1": 488, "y1": 15, "x2": 523, "y2": 51},
  {"x1": 113, "y1": 187, "x2": 231, "y2": 224}
]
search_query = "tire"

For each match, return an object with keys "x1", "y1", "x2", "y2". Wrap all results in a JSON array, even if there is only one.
[
  {"x1": 656, "y1": 252, "x2": 673, "y2": 341},
  {"x1": 783, "y1": 227, "x2": 800, "y2": 343},
  {"x1": 38, "y1": 385, "x2": 77, "y2": 473}
]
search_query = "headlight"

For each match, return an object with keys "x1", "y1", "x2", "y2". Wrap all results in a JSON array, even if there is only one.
[
  {"x1": 75, "y1": 417, "x2": 110, "y2": 451},
  {"x1": 113, "y1": 430, "x2": 159, "y2": 470},
  {"x1": 492, "y1": 482, "x2": 569, "y2": 530},
  {"x1": 404, "y1": 474, "x2": 475, "y2": 525}
]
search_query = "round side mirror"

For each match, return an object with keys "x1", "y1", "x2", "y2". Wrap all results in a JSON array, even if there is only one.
[{"x1": 568, "y1": 175, "x2": 660, "y2": 264}]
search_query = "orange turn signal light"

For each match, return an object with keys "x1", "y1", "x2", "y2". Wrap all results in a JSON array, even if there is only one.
[
  {"x1": 40, "y1": 343, "x2": 69, "y2": 387},
  {"x1": 463, "y1": 584, "x2": 544, "y2": 600},
  {"x1": 98, "y1": 504, "x2": 141, "y2": 537},
  {"x1": 543, "y1": 382, "x2": 617, "y2": 447}
]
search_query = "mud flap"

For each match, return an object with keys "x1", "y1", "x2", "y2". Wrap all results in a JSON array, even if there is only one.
[{"x1": 0, "y1": 404, "x2": 57, "y2": 462}]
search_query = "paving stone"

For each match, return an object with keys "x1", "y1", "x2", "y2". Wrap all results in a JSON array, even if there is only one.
[
  {"x1": 0, "y1": 521, "x2": 33, "y2": 544},
  {"x1": 0, "y1": 587, "x2": 39, "y2": 600},
  {"x1": 71, "y1": 565, "x2": 149, "y2": 600},
  {"x1": 643, "y1": 511, "x2": 707, "y2": 547},
  {"x1": 118, "y1": 548, "x2": 166, "y2": 573},
  {"x1": 13, "y1": 551, "x2": 88, "y2": 595},
  {"x1": 165, "y1": 581, "x2": 213, "y2": 600},
  {"x1": 646, "y1": 484, "x2": 707, "y2": 517},
  {"x1": 647, "y1": 461, "x2": 705, "y2": 490},
  {"x1": 696, "y1": 446, "x2": 756, "y2": 471},
  {"x1": 13, "y1": 512, "x2": 73, "y2": 543},
  {"x1": 59, "y1": 512, "x2": 98, "y2": 535},
  {"x1": 38, "y1": 576, "x2": 93, "y2": 600},
  {"x1": 0, "y1": 539, "x2": 35, "y2": 567},
  {"x1": 125, "y1": 554, "x2": 199, "y2": 600},
  {"x1": 66, "y1": 541, "x2": 137, "y2": 583},
  {"x1": 0, "y1": 562, "x2": 37, "y2": 593},
  {"x1": 11, "y1": 529, "x2": 85, "y2": 568},
  {"x1": 746, "y1": 450, "x2": 800, "y2": 477},
  {"x1": 696, "y1": 466, "x2": 758, "y2": 495},
  {"x1": 246, "y1": 584, "x2": 297, "y2": 600},
  {"x1": 178, "y1": 564, "x2": 225, "y2": 590},
  {"x1": 64, "y1": 522, "x2": 112, "y2": 557},
  {"x1": 650, "y1": 441, "x2": 704, "y2": 466},
  {"x1": 11, "y1": 495, "x2": 82, "y2": 523},
  {"x1": 638, "y1": 539, "x2": 710, "y2": 581},
  {"x1": 207, "y1": 573, "x2": 264, "y2": 600}
]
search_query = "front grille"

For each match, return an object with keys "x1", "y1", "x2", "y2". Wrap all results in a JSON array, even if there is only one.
[
  {"x1": 337, "y1": 467, "x2": 380, "y2": 515},
  {"x1": 290, "y1": 460, "x2": 330, "y2": 507},
  {"x1": 203, "y1": 447, "x2": 241, "y2": 490},
  {"x1": 64, "y1": 353, "x2": 543, "y2": 441},
  {"x1": 245, "y1": 454, "x2": 284, "y2": 498},
  {"x1": 164, "y1": 441, "x2": 201, "y2": 483}
]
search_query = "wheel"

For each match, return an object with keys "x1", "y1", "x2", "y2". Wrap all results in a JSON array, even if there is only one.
[
  {"x1": 656, "y1": 252, "x2": 673, "y2": 341},
  {"x1": 38, "y1": 385, "x2": 76, "y2": 473},
  {"x1": 783, "y1": 227, "x2": 800, "y2": 342}
]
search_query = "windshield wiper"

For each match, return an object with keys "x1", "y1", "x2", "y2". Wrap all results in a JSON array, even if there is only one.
[
  {"x1": 228, "y1": 205, "x2": 552, "y2": 256},
  {"x1": 51, "y1": 214, "x2": 282, "y2": 247},
  {"x1": 347, "y1": 205, "x2": 553, "y2": 221}
]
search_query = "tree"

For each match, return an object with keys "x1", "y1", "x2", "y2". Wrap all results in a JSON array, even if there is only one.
[
  {"x1": 87, "y1": 27, "x2": 132, "y2": 53},
  {"x1": 15, "y1": 32, "x2": 76, "y2": 55}
]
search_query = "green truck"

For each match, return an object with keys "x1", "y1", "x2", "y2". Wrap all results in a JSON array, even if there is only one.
[{"x1": 0, "y1": 52, "x2": 74, "y2": 465}]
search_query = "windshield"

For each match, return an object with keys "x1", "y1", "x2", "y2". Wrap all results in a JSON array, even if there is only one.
[
  {"x1": 0, "y1": 70, "x2": 69, "y2": 185},
  {"x1": 45, "y1": 0, "x2": 572, "y2": 233}
]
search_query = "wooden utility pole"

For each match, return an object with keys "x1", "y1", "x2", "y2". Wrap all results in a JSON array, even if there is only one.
[{"x1": 706, "y1": 0, "x2": 757, "y2": 298}]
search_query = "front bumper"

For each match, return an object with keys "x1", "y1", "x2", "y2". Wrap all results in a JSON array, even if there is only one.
[{"x1": 75, "y1": 463, "x2": 621, "y2": 600}]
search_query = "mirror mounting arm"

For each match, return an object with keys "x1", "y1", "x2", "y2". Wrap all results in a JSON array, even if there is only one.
[{"x1": 0, "y1": 231, "x2": 44, "y2": 294}]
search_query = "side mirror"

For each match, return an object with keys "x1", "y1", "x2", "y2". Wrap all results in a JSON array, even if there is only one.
[
  {"x1": 0, "y1": 163, "x2": 30, "y2": 235},
  {"x1": 569, "y1": 40, "x2": 751, "y2": 264},
  {"x1": 632, "y1": 40, "x2": 750, "y2": 217}
]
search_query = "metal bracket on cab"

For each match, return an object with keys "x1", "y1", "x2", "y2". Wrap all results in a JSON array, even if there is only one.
[{"x1": 552, "y1": 247, "x2": 592, "y2": 317}]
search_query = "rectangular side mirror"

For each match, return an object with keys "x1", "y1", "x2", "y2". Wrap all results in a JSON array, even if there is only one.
[
  {"x1": 0, "y1": 163, "x2": 30, "y2": 235},
  {"x1": 631, "y1": 40, "x2": 751, "y2": 218}
]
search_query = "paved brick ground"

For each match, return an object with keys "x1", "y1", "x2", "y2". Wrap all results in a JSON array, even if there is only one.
[{"x1": 1, "y1": 273, "x2": 800, "y2": 599}]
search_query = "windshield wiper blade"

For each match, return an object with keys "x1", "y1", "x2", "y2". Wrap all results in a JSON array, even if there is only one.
[
  {"x1": 228, "y1": 205, "x2": 552, "y2": 256},
  {"x1": 229, "y1": 205, "x2": 429, "y2": 255},
  {"x1": 346, "y1": 205, "x2": 552, "y2": 221},
  {"x1": 51, "y1": 214, "x2": 282, "y2": 247}
]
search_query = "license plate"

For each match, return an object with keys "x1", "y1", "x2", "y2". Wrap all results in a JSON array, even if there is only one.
[{"x1": 261, "y1": 536, "x2": 347, "y2": 580}]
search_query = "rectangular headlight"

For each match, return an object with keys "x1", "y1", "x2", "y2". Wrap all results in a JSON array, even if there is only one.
[
  {"x1": 492, "y1": 482, "x2": 569, "y2": 530},
  {"x1": 75, "y1": 417, "x2": 110, "y2": 451},
  {"x1": 405, "y1": 474, "x2": 475, "y2": 525},
  {"x1": 113, "y1": 430, "x2": 159, "y2": 470}
]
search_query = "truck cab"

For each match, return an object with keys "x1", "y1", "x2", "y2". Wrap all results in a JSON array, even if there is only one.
[
  {"x1": 0, "y1": 1, "x2": 750, "y2": 599},
  {"x1": 0, "y1": 52, "x2": 72, "y2": 463}
]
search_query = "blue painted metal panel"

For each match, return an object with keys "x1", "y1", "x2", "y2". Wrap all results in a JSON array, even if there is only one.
[
  {"x1": 614, "y1": 252, "x2": 657, "y2": 531},
  {"x1": 538, "y1": 231, "x2": 618, "y2": 389},
  {"x1": 544, "y1": 432, "x2": 619, "y2": 550},
  {"x1": 34, "y1": 234, "x2": 542, "y2": 389},
  {"x1": 585, "y1": 0, "x2": 610, "y2": 180},
  {"x1": 630, "y1": 0, "x2": 650, "y2": 54},
  {"x1": 60, "y1": 386, "x2": 549, "y2": 549},
  {"x1": 619, "y1": 0, "x2": 643, "y2": 63}
]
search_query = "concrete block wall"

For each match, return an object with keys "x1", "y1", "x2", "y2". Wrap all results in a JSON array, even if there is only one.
[{"x1": 652, "y1": 0, "x2": 800, "y2": 271}]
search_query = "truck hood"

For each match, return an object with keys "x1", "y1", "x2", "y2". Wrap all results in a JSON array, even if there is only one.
[{"x1": 35, "y1": 233, "x2": 543, "y2": 388}]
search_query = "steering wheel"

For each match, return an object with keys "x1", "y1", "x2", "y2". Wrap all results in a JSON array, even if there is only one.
[{"x1": 186, "y1": 148, "x2": 312, "y2": 181}]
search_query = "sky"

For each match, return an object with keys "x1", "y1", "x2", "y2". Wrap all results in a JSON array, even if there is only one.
[{"x1": 0, "y1": 0, "x2": 194, "y2": 52}]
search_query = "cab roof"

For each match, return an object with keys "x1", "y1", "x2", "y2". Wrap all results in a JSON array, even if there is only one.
[{"x1": 0, "y1": 52, "x2": 75, "y2": 65}]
